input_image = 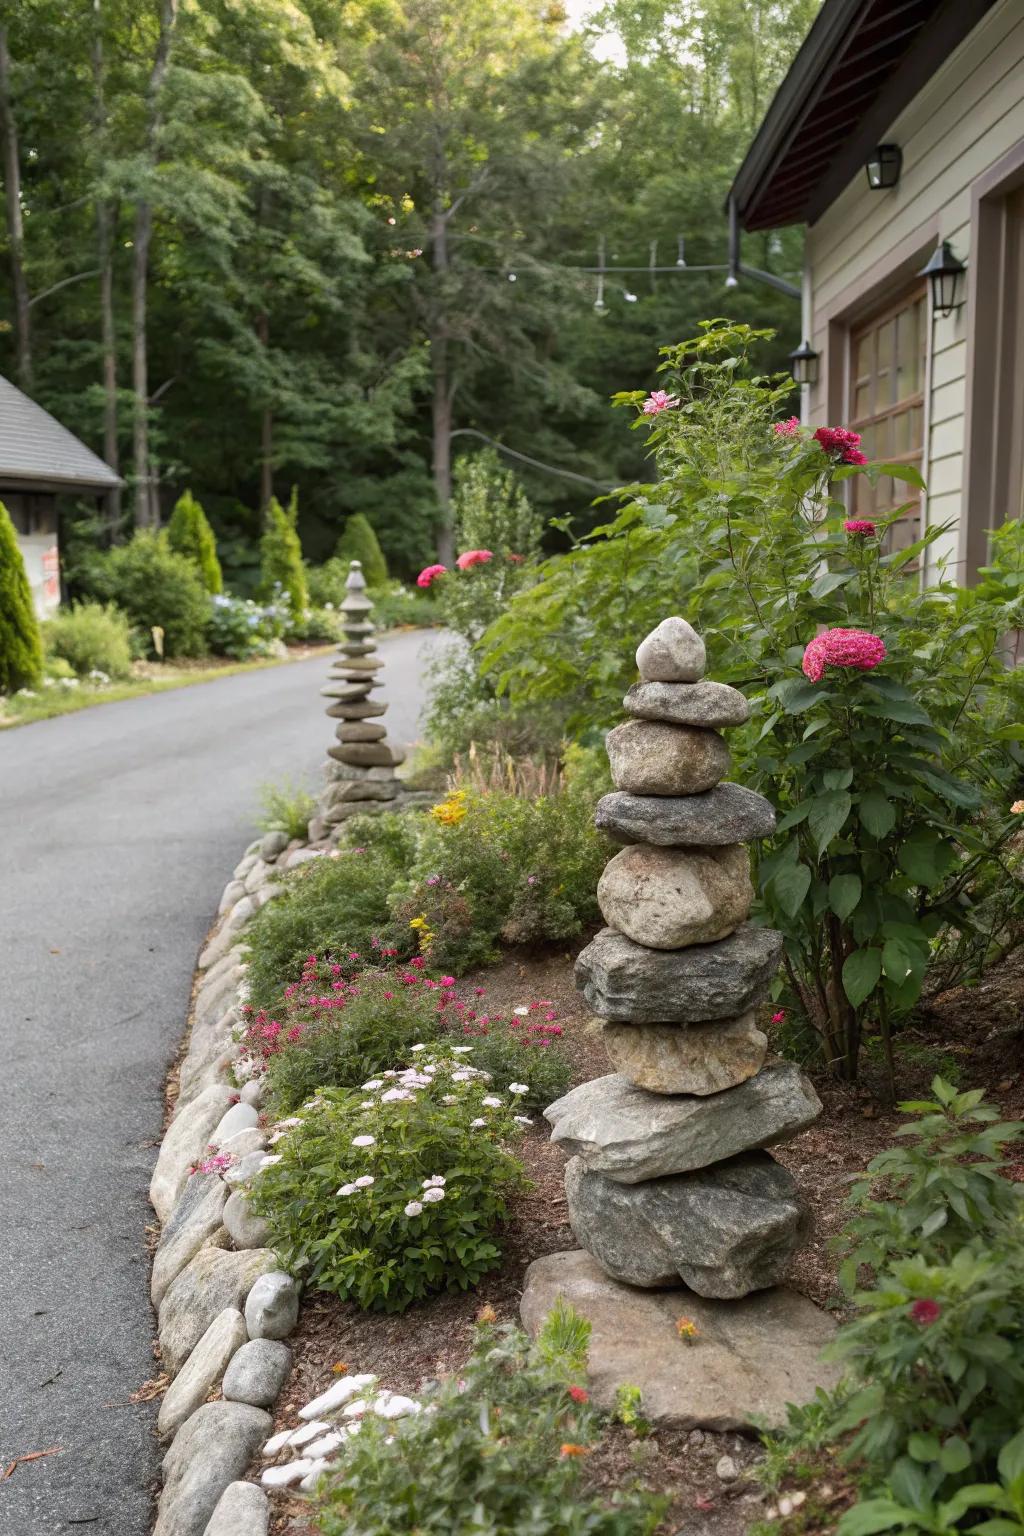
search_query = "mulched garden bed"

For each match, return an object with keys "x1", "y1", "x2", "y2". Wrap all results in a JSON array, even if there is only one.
[{"x1": 252, "y1": 944, "x2": 1024, "y2": 1536}]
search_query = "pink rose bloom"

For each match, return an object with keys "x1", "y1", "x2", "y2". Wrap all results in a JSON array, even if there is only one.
[
  {"x1": 802, "y1": 627, "x2": 886, "y2": 683},
  {"x1": 814, "y1": 425, "x2": 867, "y2": 465},
  {"x1": 844, "y1": 519, "x2": 876, "y2": 536},
  {"x1": 773, "y1": 416, "x2": 801, "y2": 437},
  {"x1": 417, "y1": 563, "x2": 447, "y2": 588},
  {"x1": 455, "y1": 549, "x2": 493, "y2": 570},
  {"x1": 642, "y1": 389, "x2": 679, "y2": 416}
]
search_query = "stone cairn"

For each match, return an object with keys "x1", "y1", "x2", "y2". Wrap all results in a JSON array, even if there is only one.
[
  {"x1": 312, "y1": 560, "x2": 406, "y2": 838},
  {"x1": 543, "y1": 616, "x2": 823, "y2": 1300}
]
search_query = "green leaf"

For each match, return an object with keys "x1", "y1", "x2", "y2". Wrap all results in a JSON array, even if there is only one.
[
  {"x1": 773, "y1": 862, "x2": 812, "y2": 918},
  {"x1": 861, "y1": 699, "x2": 932, "y2": 726},
  {"x1": 829, "y1": 872, "x2": 862, "y2": 920},
  {"x1": 811, "y1": 569, "x2": 856, "y2": 598},
  {"x1": 809, "y1": 790, "x2": 852, "y2": 854},
  {"x1": 939, "y1": 1437, "x2": 973, "y2": 1475},
  {"x1": 843, "y1": 947, "x2": 882, "y2": 1007},
  {"x1": 882, "y1": 936, "x2": 919, "y2": 985},
  {"x1": 837, "y1": 1499, "x2": 916, "y2": 1536},
  {"x1": 859, "y1": 791, "x2": 896, "y2": 839},
  {"x1": 877, "y1": 463, "x2": 926, "y2": 488},
  {"x1": 898, "y1": 836, "x2": 957, "y2": 888},
  {"x1": 998, "y1": 1429, "x2": 1024, "y2": 1485},
  {"x1": 907, "y1": 1432, "x2": 942, "y2": 1462}
]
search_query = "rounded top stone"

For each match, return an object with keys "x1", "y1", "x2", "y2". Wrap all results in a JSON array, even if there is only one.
[{"x1": 636, "y1": 617, "x2": 706, "y2": 682}]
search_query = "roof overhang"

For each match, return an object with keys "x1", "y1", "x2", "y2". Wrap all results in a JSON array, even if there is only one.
[
  {"x1": 729, "y1": 0, "x2": 1000, "y2": 233},
  {"x1": 0, "y1": 471, "x2": 123, "y2": 495}
]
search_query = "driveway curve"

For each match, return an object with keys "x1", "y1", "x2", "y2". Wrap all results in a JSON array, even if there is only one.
[{"x1": 0, "y1": 630, "x2": 432, "y2": 1536}]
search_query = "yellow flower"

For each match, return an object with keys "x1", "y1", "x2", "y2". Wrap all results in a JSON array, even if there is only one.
[
  {"x1": 675, "y1": 1316, "x2": 699, "y2": 1343},
  {"x1": 430, "y1": 789, "x2": 468, "y2": 827}
]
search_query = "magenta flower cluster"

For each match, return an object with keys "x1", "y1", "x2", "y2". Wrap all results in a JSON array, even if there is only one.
[{"x1": 802, "y1": 627, "x2": 886, "y2": 683}]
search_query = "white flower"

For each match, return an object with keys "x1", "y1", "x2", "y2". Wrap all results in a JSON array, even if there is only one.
[
  {"x1": 381, "y1": 1088, "x2": 414, "y2": 1103},
  {"x1": 337, "y1": 1183, "x2": 357, "y2": 1196},
  {"x1": 514, "y1": 1115, "x2": 533, "y2": 1126},
  {"x1": 359, "y1": 1100, "x2": 374, "y2": 1109},
  {"x1": 383, "y1": 1070, "x2": 398, "y2": 1078},
  {"x1": 442, "y1": 1095, "x2": 458, "y2": 1105},
  {"x1": 423, "y1": 1187, "x2": 445, "y2": 1204},
  {"x1": 351, "y1": 1135, "x2": 375, "y2": 1147},
  {"x1": 508, "y1": 1083, "x2": 529, "y2": 1096},
  {"x1": 451, "y1": 1045, "x2": 474, "y2": 1055},
  {"x1": 362, "y1": 1079, "x2": 384, "y2": 1090},
  {"x1": 513, "y1": 1005, "x2": 530, "y2": 1016},
  {"x1": 452, "y1": 1070, "x2": 473, "y2": 1082},
  {"x1": 355, "y1": 1175, "x2": 375, "y2": 1188},
  {"x1": 481, "y1": 1096, "x2": 502, "y2": 1108},
  {"x1": 274, "y1": 1117, "x2": 302, "y2": 1128},
  {"x1": 267, "y1": 1130, "x2": 286, "y2": 1145},
  {"x1": 470, "y1": 1118, "x2": 487, "y2": 1128},
  {"x1": 423, "y1": 1175, "x2": 446, "y2": 1188},
  {"x1": 404, "y1": 1200, "x2": 423, "y2": 1217},
  {"x1": 410, "y1": 1043, "x2": 427, "y2": 1053}
]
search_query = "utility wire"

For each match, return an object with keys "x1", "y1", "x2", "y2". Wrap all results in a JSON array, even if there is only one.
[{"x1": 449, "y1": 428, "x2": 619, "y2": 491}]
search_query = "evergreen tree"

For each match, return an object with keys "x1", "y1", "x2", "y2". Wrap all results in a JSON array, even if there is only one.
[
  {"x1": 166, "y1": 489, "x2": 223, "y2": 593},
  {"x1": 335, "y1": 513, "x2": 388, "y2": 589},
  {"x1": 0, "y1": 501, "x2": 44, "y2": 693},
  {"x1": 259, "y1": 494, "x2": 308, "y2": 613}
]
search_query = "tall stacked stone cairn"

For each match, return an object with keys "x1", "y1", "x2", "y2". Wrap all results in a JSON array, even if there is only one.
[
  {"x1": 520, "y1": 617, "x2": 839, "y2": 1430},
  {"x1": 312, "y1": 560, "x2": 407, "y2": 839}
]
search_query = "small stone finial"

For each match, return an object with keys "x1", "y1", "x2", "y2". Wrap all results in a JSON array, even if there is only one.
[
  {"x1": 345, "y1": 560, "x2": 366, "y2": 592},
  {"x1": 636, "y1": 617, "x2": 705, "y2": 683}
]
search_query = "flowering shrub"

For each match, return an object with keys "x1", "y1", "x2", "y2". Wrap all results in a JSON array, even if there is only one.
[
  {"x1": 463, "y1": 1001, "x2": 572, "y2": 1112},
  {"x1": 249, "y1": 1048, "x2": 529, "y2": 1311},
  {"x1": 765, "y1": 1081, "x2": 1024, "y2": 1523},
  {"x1": 800, "y1": 626, "x2": 886, "y2": 682},
  {"x1": 206, "y1": 591, "x2": 287, "y2": 659},
  {"x1": 313, "y1": 1311, "x2": 663, "y2": 1533}
]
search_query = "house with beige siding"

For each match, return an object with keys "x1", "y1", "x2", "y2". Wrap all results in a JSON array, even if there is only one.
[{"x1": 728, "y1": 0, "x2": 1024, "y2": 583}]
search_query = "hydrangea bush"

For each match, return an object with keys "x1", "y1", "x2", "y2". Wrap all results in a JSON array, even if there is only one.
[{"x1": 249, "y1": 1048, "x2": 529, "y2": 1311}]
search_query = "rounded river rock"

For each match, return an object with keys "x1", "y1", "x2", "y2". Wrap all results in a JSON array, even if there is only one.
[
  {"x1": 606, "y1": 720, "x2": 730, "y2": 796},
  {"x1": 597, "y1": 843, "x2": 753, "y2": 950}
]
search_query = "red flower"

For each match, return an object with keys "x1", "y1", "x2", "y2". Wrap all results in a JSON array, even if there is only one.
[
  {"x1": 455, "y1": 549, "x2": 494, "y2": 570},
  {"x1": 773, "y1": 416, "x2": 801, "y2": 437},
  {"x1": 568, "y1": 1385, "x2": 589, "y2": 1404},
  {"x1": 844, "y1": 519, "x2": 877, "y2": 536},
  {"x1": 802, "y1": 627, "x2": 886, "y2": 683},
  {"x1": 417, "y1": 563, "x2": 447, "y2": 589},
  {"x1": 814, "y1": 425, "x2": 867, "y2": 465},
  {"x1": 910, "y1": 1298, "x2": 942, "y2": 1326},
  {"x1": 771, "y1": 1010, "x2": 786, "y2": 1024}
]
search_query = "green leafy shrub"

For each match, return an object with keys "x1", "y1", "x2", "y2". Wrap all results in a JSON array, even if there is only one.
[
  {"x1": 43, "y1": 601, "x2": 133, "y2": 679},
  {"x1": 0, "y1": 500, "x2": 43, "y2": 693},
  {"x1": 462, "y1": 1008, "x2": 572, "y2": 1112},
  {"x1": 242, "y1": 818, "x2": 417, "y2": 1011},
  {"x1": 312, "y1": 1311, "x2": 662, "y2": 1533},
  {"x1": 282, "y1": 605, "x2": 338, "y2": 644},
  {"x1": 88, "y1": 531, "x2": 210, "y2": 658},
  {"x1": 206, "y1": 592, "x2": 286, "y2": 659},
  {"x1": 370, "y1": 578, "x2": 438, "y2": 631},
  {"x1": 259, "y1": 491, "x2": 308, "y2": 614},
  {"x1": 256, "y1": 779, "x2": 318, "y2": 842},
  {"x1": 305, "y1": 556, "x2": 348, "y2": 609},
  {"x1": 249, "y1": 1047, "x2": 528, "y2": 1311},
  {"x1": 392, "y1": 784, "x2": 607, "y2": 972},
  {"x1": 166, "y1": 489, "x2": 223, "y2": 593},
  {"x1": 336, "y1": 513, "x2": 388, "y2": 589}
]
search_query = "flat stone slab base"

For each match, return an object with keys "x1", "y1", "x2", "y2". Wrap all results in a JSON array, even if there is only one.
[{"x1": 520, "y1": 1249, "x2": 840, "y2": 1431}]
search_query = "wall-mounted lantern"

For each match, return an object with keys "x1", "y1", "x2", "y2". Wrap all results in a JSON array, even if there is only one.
[
  {"x1": 866, "y1": 144, "x2": 902, "y2": 190},
  {"x1": 788, "y1": 338, "x2": 820, "y2": 386},
  {"x1": 919, "y1": 240, "x2": 966, "y2": 318}
]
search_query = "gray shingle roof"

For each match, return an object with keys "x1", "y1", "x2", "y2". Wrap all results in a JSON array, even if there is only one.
[{"x1": 0, "y1": 373, "x2": 122, "y2": 491}]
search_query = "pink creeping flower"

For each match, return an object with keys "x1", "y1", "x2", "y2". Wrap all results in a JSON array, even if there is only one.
[
  {"x1": 801, "y1": 627, "x2": 886, "y2": 683},
  {"x1": 771, "y1": 1010, "x2": 786, "y2": 1025},
  {"x1": 417, "y1": 563, "x2": 448, "y2": 589},
  {"x1": 642, "y1": 389, "x2": 679, "y2": 416},
  {"x1": 814, "y1": 425, "x2": 867, "y2": 465},
  {"x1": 773, "y1": 416, "x2": 801, "y2": 437},
  {"x1": 455, "y1": 549, "x2": 493, "y2": 570},
  {"x1": 910, "y1": 1298, "x2": 942, "y2": 1326},
  {"x1": 844, "y1": 519, "x2": 876, "y2": 536}
]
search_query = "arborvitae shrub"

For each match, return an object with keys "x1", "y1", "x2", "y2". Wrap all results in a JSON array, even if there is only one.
[
  {"x1": 0, "y1": 500, "x2": 44, "y2": 693},
  {"x1": 259, "y1": 493, "x2": 308, "y2": 613},
  {"x1": 335, "y1": 513, "x2": 388, "y2": 589},
  {"x1": 166, "y1": 490, "x2": 223, "y2": 593}
]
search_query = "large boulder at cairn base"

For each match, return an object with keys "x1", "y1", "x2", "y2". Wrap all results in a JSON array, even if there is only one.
[
  {"x1": 624, "y1": 679, "x2": 750, "y2": 729},
  {"x1": 606, "y1": 720, "x2": 730, "y2": 796},
  {"x1": 601, "y1": 1014, "x2": 767, "y2": 1095},
  {"x1": 595, "y1": 785, "x2": 775, "y2": 846},
  {"x1": 564, "y1": 1153, "x2": 804, "y2": 1296},
  {"x1": 575, "y1": 924, "x2": 783, "y2": 1023},
  {"x1": 597, "y1": 843, "x2": 753, "y2": 950},
  {"x1": 544, "y1": 1061, "x2": 821, "y2": 1182},
  {"x1": 520, "y1": 1250, "x2": 840, "y2": 1431}
]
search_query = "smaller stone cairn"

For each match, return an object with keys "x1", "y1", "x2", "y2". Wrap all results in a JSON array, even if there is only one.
[
  {"x1": 544, "y1": 616, "x2": 823, "y2": 1299},
  {"x1": 311, "y1": 561, "x2": 406, "y2": 840}
]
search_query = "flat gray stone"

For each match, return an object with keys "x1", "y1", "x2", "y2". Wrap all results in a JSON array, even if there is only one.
[
  {"x1": 624, "y1": 679, "x2": 750, "y2": 728},
  {"x1": 244, "y1": 1270, "x2": 299, "y2": 1339},
  {"x1": 635, "y1": 617, "x2": 706, "y2": 682},
  {"x1": 595, "y1": 785, "x2": 776, "y2": 847},
  {"x1": 203, "y1": 1481, "x2": 270, "y2": 1536},
  {"x1": 152, "y1": 1174, "x2": 229, "y2": 1308},
  {"x1": 545, "y1": 1062, "x2": 821, "y2": 1182},
  {"x1": 520, "y1": 1249, "x2": 839, "y2": 1431},
  {"x1": 259, "y1": 830, "x2": 289, "y2": 862},
  {"x1": 322, "y1": 780, "x2": 399, "y2": 805},
  {"x1": 597, "y1": 843, "x2": 753, "y2": 950},
  {"x1": 322, "y1": 698, "x2": 386, "y2": 718},
  {"x1": 150, "y1": 1085, "x2": 235, "y2": 1224},
  {"x1": 222, "y1": 1339, "x2": 292, "y2": 1407},
  {"x1": 159, "y1": 1247, "x2": 276, "y2": 1375},
  {"x1": 223, "y1": 1189, "x2": 272, "y2": 1249},
  {"x1": 575, "y1": 924, "x2": 784, "y2": 1023},
  {"x1": 565, "y1": 1153, "x2": 804, "y2": 1296},
  {"x1": 155, "y1": 1402, "x2": 271, "y2": 1536},
  {"x1": 327, "y1": 742, "x2": 405, "y2": 767},
  {"x1": 602, "y1": 1014, "x2": 767, "y2": 1095},
  {"x1": 606, "y1": 720, "x2": 730, "y2": 796},
  {"x1": 217, "y1": 880, "x2": 245, "y2": 916},
  {"x1": 334, "y1": 721, "x2": 387, "y2": 742},
  {"x1": 158, "y1": 1307, "x2": 247, "y2": 1439}
]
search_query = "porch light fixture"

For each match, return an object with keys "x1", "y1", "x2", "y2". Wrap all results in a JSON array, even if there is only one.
[
  {"x1": 865, "y1": 144, "x2": 902, "y2": 190},
  {"x1": 919, "y1": 240, "x2": 966, "y2": 318},
  {"x1": 788, "y1": 338, "x2": 820, "y2": 386}
]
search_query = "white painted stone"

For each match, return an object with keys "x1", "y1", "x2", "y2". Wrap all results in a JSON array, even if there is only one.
[{"x1": 299, "y1": 1373, "x2": 377, "y2": 1419}]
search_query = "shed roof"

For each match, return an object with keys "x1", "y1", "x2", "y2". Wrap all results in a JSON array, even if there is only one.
[
  {"x1": 729, "y1": 0, "x2": 999, "y2": 232},
  {"x1": 0, "y1": 373, "x2": 122, "y2": 493}
]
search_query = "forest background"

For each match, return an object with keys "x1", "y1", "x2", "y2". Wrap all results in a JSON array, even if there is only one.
[{"x1": 0, "y1": 0, "x2": 817, "y2": 587}]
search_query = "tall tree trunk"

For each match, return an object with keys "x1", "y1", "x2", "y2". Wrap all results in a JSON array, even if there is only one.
[
  {"x1": 0, "y1": 26, "x2": 31, "y2": 391},
  {"x1": 131, "y1": 0, "x2": 177, "y2": 529},
  {"x1": 257, "y1": 310, "x2": 273, "y2": 512},
  {"x1": 92, "y1": 7, "x2": 120, "y2": 529},
  {"x1": 430, "y1": 205, "x2": 454, "y2": 566}
]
